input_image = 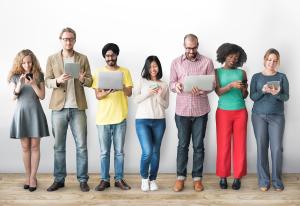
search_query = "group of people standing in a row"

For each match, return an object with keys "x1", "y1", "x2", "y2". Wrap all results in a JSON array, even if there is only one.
[{"x1": 8, "y1": 27, "x2": 289, "y2": 193}]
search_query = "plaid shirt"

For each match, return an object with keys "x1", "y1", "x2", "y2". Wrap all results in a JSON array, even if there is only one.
[{"x1": 169, "y1": 53, "x2": 214, "y2": 117}]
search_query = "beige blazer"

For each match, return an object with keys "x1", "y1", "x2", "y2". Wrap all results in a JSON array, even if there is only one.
[{"x1": 45, "y1": 50, "x2": 92, "y2": 110}]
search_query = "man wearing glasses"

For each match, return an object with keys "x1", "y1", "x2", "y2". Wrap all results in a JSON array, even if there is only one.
[
  {"x1": 45, "y1": 27, "x2": 92, "y2": 192},
  {"x1": 92, "y1": 43, "x2": 133, "y2": 191},
  {"x1": 169, "y1": 34, "x2": 214, "y2": 192}
]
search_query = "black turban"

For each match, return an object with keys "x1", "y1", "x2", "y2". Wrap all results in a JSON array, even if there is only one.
[{"x1": 102, "y1": 43, "x2": 120, "y2": 57}]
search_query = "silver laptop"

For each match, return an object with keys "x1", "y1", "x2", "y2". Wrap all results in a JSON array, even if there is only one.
[
  {"x1": 97, "y1": 71, "x2": 123, "y2": 90},
  {"x1": 64, "y1": 63, "x2": 80, "y2": 79},
  {"x1": 183, "y1": 74, "x2": 215, "y2": 92}
]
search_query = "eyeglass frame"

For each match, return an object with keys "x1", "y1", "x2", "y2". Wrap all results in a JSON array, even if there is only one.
[
  {"x1": 60, "y1": 37, "x2": 76, "y2": 42},
  {"x1": 185, "y1": 46, "x2": 198, "y2": 51}
]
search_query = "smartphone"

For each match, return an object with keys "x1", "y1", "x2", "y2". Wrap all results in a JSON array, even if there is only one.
[
  {"x1": 240, "y1": 80, "x2": 247, "y2": 87},
  {"x1": 149, "y1": 83, "x2": 159, "y2": 89},
  {"x1": 25, "y1": 73, "x2": 33, "y2": 80}
]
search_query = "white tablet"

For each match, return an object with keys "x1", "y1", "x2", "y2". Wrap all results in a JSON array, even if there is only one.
[
  {"x1": 183, "y1": 75, "x2": 215, "y2": 92},
  {"x1": 97, "y1": 71, "x2": 123, "y2": 90},
  {"x1": 64, "y1": 63, "x2": 80, "y2": 79}
]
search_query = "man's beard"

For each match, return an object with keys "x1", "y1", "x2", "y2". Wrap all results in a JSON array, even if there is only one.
[
  {"x1": 107, "y1": 60, "x2": 116, "y2": 66},
  {"x1": 186, "y1": 52, "x2": 197, "y2": 61}
]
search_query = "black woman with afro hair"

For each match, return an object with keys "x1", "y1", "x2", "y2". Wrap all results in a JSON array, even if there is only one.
[{"x1": 214, "y1": 43, "x2": 248, "y2": 191}]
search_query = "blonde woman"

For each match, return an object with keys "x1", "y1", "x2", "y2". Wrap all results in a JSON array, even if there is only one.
[
  {"x1": 250, "y1": 48, "x2": 289, "y2": 191},
  {"x1": 8, "y1": 49, "x2": 49, "y2": 192}
]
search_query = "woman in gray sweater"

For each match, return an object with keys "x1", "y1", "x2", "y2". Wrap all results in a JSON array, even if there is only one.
[{"x1": 250, "y1": 48, "x2": 289, "y2": 192}]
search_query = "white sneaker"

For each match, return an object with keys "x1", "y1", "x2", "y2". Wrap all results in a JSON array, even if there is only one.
[
  {"x1": 150, "y1": 180, "x2": 159, "y2": 191},
  {"x1": 141, "y1": 178, "x2": 149, "y2": 191}
]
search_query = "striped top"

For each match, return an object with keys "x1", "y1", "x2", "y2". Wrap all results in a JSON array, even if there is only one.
[{"x1": 169, "y1": 53, "x2": 214, "y2": 117}]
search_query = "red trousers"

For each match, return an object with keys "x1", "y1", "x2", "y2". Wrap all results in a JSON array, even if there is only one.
[{"x1": 216, "y1": 108, "x2": 248, "y2": 178}]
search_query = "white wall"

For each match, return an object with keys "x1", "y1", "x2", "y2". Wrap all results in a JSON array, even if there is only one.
[{"x1": 0, "y1": 0, "x2": 299, "y2": 174}]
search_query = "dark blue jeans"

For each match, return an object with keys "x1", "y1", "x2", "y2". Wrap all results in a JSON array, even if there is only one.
[
  {"x1": 175, "y1": 114, "x2": 208, "y2": 178},
  {"x1": 135, "y1": 119, "x2": 166, "y2": 181}
]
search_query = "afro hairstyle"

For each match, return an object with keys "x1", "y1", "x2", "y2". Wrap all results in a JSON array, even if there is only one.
[{"x1": 216, "y1": 43, "x2": 247, "y2": 67}]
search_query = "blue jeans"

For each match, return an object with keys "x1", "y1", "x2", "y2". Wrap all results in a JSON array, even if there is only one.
[
  {"x1": 97, "y1": 120, "x2": 127, "y2": 181},
  {"x1": 251, "y1": 112, "x2": 285, "y2": 190},
  {"x1": 51, "y1": 108, "x2": 88, "y2": 183},
  {"x1": 175, "y1": 114, "x2": 208, "y2": 178},
  {"x1": 136, "y1": 119, "x2": 166, "y2": 181}
]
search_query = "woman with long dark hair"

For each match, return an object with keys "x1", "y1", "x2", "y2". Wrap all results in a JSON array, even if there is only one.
[{"x1": 134, "y1": 55, "x2": 169, "y2": 191}]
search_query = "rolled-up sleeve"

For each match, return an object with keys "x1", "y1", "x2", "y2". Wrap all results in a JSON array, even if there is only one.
[{"x1": 169, "y1": 60, "x2": 178, "y2": 93}]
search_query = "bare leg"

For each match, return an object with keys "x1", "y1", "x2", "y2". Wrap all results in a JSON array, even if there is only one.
[
  {"x1": 20, "y1": 138, "x2": 31, "y2": 186},
  {"x1": 30, "y1": 138, "x2": 40, "y2": 187}
]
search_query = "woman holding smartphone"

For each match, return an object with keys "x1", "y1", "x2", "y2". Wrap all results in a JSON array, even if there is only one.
[
  {"x1": 8, "y1": 49, "x2": 49, "y2": 192},
  {"x1": 250, "y1": 48, "x2": 289, "y2": 191},
  {"x1": 134, "y1": 56, "x2": 169, "y2": 191},
  {"x1": 214, "y1": 43, "x2": 248, "y2": 190}
]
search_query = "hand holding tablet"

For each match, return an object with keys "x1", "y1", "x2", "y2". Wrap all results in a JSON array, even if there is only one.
[
  {"x1": 267, "y1": 81, "x2": 280, "y2": 90},
  {"x1": 64, "y1": 63, "x2": 80, "y2": 78}
]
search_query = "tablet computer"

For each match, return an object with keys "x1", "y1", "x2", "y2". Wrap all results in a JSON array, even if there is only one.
[
  {"x1": 267, "y1": 81, "x2": 280, "y2": 89},
  {"x1": 183, "y1": 74, "x2": 215, "y2": 92},
  {"x1": 64, "y1": 63, "x2": 80, "y2": 78},
  {"x1": 97, "y1": 71, "x2": 123, "y2": 90}
]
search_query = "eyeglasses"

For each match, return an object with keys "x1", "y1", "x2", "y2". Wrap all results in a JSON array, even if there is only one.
[
  {"x1": 61, "y1": 38, "x2": 75, "y2": 42},
  {"x1": 185, "y1": 47, "x2": 198, "y2": 51},
  {"x1": 105, "y1": 54, "x2": 117, "y2": 58}
]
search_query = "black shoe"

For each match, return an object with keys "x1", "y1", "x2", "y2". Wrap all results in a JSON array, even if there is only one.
[
  {"x1": 232, "y1": 179, "x2": 241, "y2": 190},
  {"x1": 80, "y1": 182, "x2": 90, "y2": 192},
  {"x1": 29, "y1": 178, "x2": 37, "y2": 192},
  {"x1": 29, "y1": 186, "x2": 37, "y2": 192},
  {"x1": 219, "y1": 178, "x2": 228, "y2": 189},
  {"x1": 47, "y1": 182, "x2": 65, "y2": 192},
  {"x1": 95, "y1": 180, "x2": 110, "y2": 191},
  {"x1": 23, "y1": 184, "x2": 29, "y2": 189}
]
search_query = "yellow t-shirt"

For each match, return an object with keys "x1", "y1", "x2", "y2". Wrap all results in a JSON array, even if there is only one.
[{"x1": 92, "y1": 66, "x2": 133, "y2": 125}]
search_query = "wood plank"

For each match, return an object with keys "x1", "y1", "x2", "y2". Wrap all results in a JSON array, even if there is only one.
[{"x1": 0, "y1": 174, "x2": 299, "y2": 206}]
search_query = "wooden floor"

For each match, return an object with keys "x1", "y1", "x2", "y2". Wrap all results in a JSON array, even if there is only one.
[{"x1": 0, "y1": 173, "x2": 300, "y2": 206}]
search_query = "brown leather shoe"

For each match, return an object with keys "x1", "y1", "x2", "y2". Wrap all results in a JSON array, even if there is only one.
[
  {"x1": 114, "y1": 179, "x2": 131, "y2": 190},
  {"x1": 193, "y1": 180, "x2": 204, "y2": 192},
  {"x1": 173, "y1": 180, "x2": 184, "y2": 192},
  {"x1": 95, "y1": 180, "x2": 110, "y2": 191},
  {"x1": 80, "y1": 182, "x2": 90, "y2": 192}
]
